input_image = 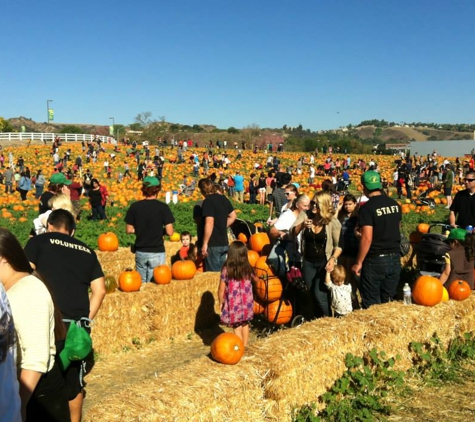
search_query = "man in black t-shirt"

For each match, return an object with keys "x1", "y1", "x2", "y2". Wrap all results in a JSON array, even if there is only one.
[
  {"x1": 198, "y1": 178, "x2": 236, "y2": 271},
  {"x1": 24, "y1": 209, "x2": 106, "y2": 422},
  {"x1": 352, "y1": 170, "x2": 401, "y2": 308},
  {"x1": 449, "y1": 169, "x2": 475, "y2": 229},
  {"x1": 125, "y1": 176, "x2": 175, "y2": 282}
]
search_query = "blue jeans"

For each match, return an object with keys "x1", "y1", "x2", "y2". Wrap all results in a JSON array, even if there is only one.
[
  {"x1": 91, "y1": 205, "x2": 106, "y2": 220},
  {"x1": 303, "y1": 259, "x2": 331, "y2": 318},
  {"x1": 204, "y1": 245, "x2": 229, "y2": 272},
  {"x1": 360, "y1": 253, "x2": 401, "y2": 309},
  {"x1": 135, "y1": 251, "x2": 165, "y2": 283},
  {"x1": 35, "y1": 184, "x2": 44, "y2": 199}
]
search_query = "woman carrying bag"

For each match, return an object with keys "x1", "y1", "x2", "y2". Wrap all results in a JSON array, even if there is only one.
[{"x1": 293, "y1": 191, "x2": 342, "y2": 319}]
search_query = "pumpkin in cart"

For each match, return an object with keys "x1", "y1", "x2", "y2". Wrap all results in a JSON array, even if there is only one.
[
  {"x1": 153, "y1": 265, "x2": 172, "y2": 285},
  {"x1": 249, "y1": 232, "x2": 270, "y2": 253},
  {"x1": 247, "y1": 250, "x2": 260, "y2": 267},
  {"x1": 253, "y1": 256, "x2": 275, "y2": 278},
  {"x1": 210, "y1": 332, "x2": 245, "y2": 365},
  {"x1": 253, "y1": 300, "x2": 265, "y2": 315},
  {"x1": 253, "y1": 275, "x2": 282, "y2": 303},
  {"x1": 118, "y1": 269, "x2": 142, "y2": 292},
  {"x1": 171, "y1": 260, "x2": 196, "y2": 280},
  {"x1": 97, "y1": 232, "x2": 119, "y2": 251},
  {"x1": 412, "y1": 275, "x2": 443, "y2": 306},
  {"x1": 265, "y1": 300, "x2": 293, "y2": 325},
  {"x1": 447, "y1": 279, "x2": 471, "y2": 301}
]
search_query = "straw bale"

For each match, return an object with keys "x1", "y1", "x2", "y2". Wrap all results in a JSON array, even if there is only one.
[
  {"x1": 84, "y1": 356, "x2": 266, "y2": 422},
  {"x1": 92, "y1": 272, "x2": 221, "y2": 357}
]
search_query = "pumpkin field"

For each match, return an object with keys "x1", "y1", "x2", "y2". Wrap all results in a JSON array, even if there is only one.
[{"x1": 3, "y1": 139, "x2": 475, "y2": 421}]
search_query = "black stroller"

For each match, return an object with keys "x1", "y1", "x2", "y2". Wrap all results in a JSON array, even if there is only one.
[
  {"x1": 416, "y1": 223, "x2": 451, "y2": 277},
  {"x1": 413, "y1": 188, "x2": 437, "y2": 209}
]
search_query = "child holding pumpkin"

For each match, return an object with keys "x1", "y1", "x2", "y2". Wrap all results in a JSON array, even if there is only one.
[
  {"x1": 439, "y1": 228, "x2": 475, "y2": 289},
  {"x1": 218, "y1": 241, "x2": 255, "y2": 346}
]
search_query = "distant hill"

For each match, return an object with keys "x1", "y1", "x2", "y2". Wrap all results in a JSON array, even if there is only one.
[
  {"x1": 7, "y1": 117, "x2": 110, "y2": 136},
  {"x1": 351, "y1": 125, "x2": 473, "y2": 142}
]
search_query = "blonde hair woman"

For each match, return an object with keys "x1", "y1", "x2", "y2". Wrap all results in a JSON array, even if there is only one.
[
  {"x1": 33, "y1": 193, "x2": 75, "y2": 235},
  {"x1": 293, "y1": 191, "x2": 342, "y2": 319}
]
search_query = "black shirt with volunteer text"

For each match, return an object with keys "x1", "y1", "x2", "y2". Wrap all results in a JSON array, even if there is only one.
[{"x1": 24, "y1": 232, "x2": 104, "y2": 320}]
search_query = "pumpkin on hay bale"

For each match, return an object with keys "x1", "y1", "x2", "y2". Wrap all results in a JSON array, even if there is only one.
[
  {"x1": 104, "y1": 275, "x2": 117, "y2": 294},
  {"x1": 448, "y1": 279, "x2": 471, "y2": 301},
  {"x1": 412, "y1": 275, "x2": 443, "y2": 306},
  {"x1": 153, "y1": 265, "x2": 172, "y2": 285},
  {"x1": 210, "y1": 332, "x2": 245, "y2": 365},
  {"x1": 118, "y1": 269, "x2": 142, "y2": 292},
  {"x1": 171, "y1": 260, "x2": 196, "y2": 280},
  {"x1": 97, "y1": 232, "x2": 119, "y2": 251}
]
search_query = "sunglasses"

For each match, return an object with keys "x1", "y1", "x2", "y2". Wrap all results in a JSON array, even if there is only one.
[
  {"x1": 285, "y1": 192, "x2": 292, "y2": 196},
  {"x1": 465, "y1": 178, "x2": 475, "y2": 182}
]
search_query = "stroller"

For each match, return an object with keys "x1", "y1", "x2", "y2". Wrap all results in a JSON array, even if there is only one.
[
  {"x1": 416, "y1": 223, "x2": 451, "y2": 277},
  {"x1": 413, "y1": 188, "x2": 437, "y2": 208},
  {"x1": 179, "y1": 180, "x2": 196, "y2": 196}
]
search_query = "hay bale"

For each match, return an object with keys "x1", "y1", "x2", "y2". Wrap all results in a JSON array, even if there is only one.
[
  {"x1": 84, "y1": 356, "x2": 266, "y2": 422},
  {"x1": 92, "y1": 272, "x2": 221, "y2": 357}
]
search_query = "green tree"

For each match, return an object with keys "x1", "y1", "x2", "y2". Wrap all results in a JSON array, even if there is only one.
[
  {"x1": 227, "y1": 127, "x2": 239, "y2": 134},
  {"x1": 0, "y1": 117, "x2": 13, "y2": 132},
  {"x1": 60, "y1": 125, "x2": 83, "y2": 134}
]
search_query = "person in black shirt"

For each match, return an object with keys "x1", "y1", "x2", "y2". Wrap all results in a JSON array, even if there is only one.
[
  {"x1": 449, "y1": 170, "x2": 475, "y2": 229},
  {"x1": 352, "y1": 170, "x2": 401, "y2": 308}
]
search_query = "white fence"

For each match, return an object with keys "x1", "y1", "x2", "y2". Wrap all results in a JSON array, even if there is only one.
[{"x1": 0, "y1": 132, "x2": 113, "y2": 143}]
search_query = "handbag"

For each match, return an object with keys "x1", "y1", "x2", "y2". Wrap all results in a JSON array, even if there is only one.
[{"x1": 400, "y1": 233, "x2": 410, "y2": 257}]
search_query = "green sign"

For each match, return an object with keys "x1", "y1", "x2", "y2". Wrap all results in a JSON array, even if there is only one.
[
  {"x1": 109, "y1": 125, "x2": 114, "y2": 136},
  {"x1": 48, "y1": 108, "x2": 54, "y2": 121}
]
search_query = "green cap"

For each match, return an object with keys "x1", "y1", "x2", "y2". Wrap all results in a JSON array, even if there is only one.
[
  {"x1": 361, "y1": 170, "x2": 382, "y2": 190},
  {"x1": 143, "y1": 176, "x2": 159, "y2": 187},
  {"x1": 448, "y1": 228, "x2": 466, "y2": 241},
  {"x1": 59, "y1": 322, "x2": 92, "y2": 371},
  {"x1": 50, "y1": 173, "x2": 72, "y2": 185}
]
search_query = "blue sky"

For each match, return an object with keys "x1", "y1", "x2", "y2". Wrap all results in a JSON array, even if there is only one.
[{"x1": 2, "y1": 0, "x2": 474, "y2": 130}]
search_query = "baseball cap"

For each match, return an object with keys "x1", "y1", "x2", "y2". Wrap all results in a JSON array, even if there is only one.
[
  {"x1": 50, "y1": 172, "x2": 72, "y2": 185},
  {"x1": 361, "y1": 170, "x2": 382, "y2": 190},
  {"x1": 143, "y1": 176, "x2": 160, "y2": 187},
  {"x1": 448, "y1": 228, "x2": 466, "y2": 241}
]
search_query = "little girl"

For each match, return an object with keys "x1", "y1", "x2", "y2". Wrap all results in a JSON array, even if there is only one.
[
  {"x1": 439, "y1": 228, "x2": 475, "y2": 289},
  {"x1": 218, "y1": 241, "x2": 255, "y2": 346},
  {"x1": 325, "y1": 264, "x2": 353, "y2": 317}
]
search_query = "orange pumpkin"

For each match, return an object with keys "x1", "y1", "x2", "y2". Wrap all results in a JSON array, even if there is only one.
[
  {"x1": 254, "y1": 275, "x2": 282, "y2": 302},
  {"x1": 98, "y1": 232, "x2": 119, "y2": 251},
  {"x1": 253, "y1": 300, "x2": 265, "y2": 315},
  {"x1": 210, "y1": 332, "x2": 244, "y2": 365},
  {"x1": 265, "y1": 300, "x2": 293, "y2": 325},
  {"x1": 119, "y1": 269, "x2": 142, "y2": 292},
  {"x1": 417, "y1": 223, "x2": 430, "y2": 234},
  {"x1": 249, "y1": 232, "x2": 270, "y2": 253},
  {"x1": 247, "y1": 250, "x2": 260, "y2": 267},
  {"x1": 104, "y1": 275, "x2": 117, "y2": 294},
  {"x1": 447, "y1": 279, "x2": 471, "y2": 301},
  {"x1": 171, "y1": 260, "x2": 196, "y2": 280},
  {"x1": 153, "y1": 265, "x2": 172, "y2": 284},
  {"x1": 237, "y1": 233, "x2": 248, "y2": 243},
  {"x1": 412, "y1": 275, "x2": 443, "y2": 306},
  {"x1": 253, "y1": 256, "x2": 275, "y2": 278}
]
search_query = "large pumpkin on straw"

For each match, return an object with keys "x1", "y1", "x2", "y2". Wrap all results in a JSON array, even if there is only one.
[
  {"x1": 98, "y1": 232, "x2": 119, "y2": 251},
  {"x1": 171, "y1": 260, "x2": 196, "y2": 280},
  {"x1": 412, "y1": 275, "x2": 443, "y2": 306},
  {"x1": 210, "y1": 332, "x2": 244, "y2": 365},
  {"x1": 153, "y1": 265, "x2": 172, "y2": 285}
]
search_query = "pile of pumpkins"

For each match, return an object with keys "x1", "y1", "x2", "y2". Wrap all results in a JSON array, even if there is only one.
[
  {"x1": 241, "y1": 231, "x2": 294, "y2": 326},
  {"x1": 98, "y1": 232, "x2": 197, "y2": 293},
  {"x1": 412, "y1": 275, "x2": 472, "y2": 306}
]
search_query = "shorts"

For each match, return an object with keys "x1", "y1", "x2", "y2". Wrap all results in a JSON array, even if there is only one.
[
  {"x1": 258, "y1": 187, "x2": 266, "y2": 193},
  {"x1": 443, "y1": 186, "x2": 452, "y2": 196}
]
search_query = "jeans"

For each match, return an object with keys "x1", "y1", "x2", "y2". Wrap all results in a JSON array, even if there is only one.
[
  {"x1": 204, "y1": 245, "x2": 229, "y2": 272},
  {"x1": 360, "y1": 253, "x2": 401, "y2": 309},
  {"x1": 35, "y1": 184, "x2": 44, "y2": 199},
  {"x1": 135, "y1": 251, "x2": 166, "y2": 282},
  {"x1": 91, "y1": 205, "x2": 106, "y2": 220},
  {"x1": 5, "y1": 181, "x2": 12, "y2": 193},
  {"x1": 302, "y1": 258, "x2": 331, "y2": 318}
]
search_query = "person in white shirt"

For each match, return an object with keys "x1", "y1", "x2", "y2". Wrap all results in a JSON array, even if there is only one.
[{"x1": 325, "y1": 264, "x2": 353, "y2": 317}]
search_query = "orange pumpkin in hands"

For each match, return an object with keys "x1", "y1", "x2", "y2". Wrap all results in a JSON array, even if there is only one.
[{"x1": 210, "y1": 332, "x2": 245, "y2": 365}]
